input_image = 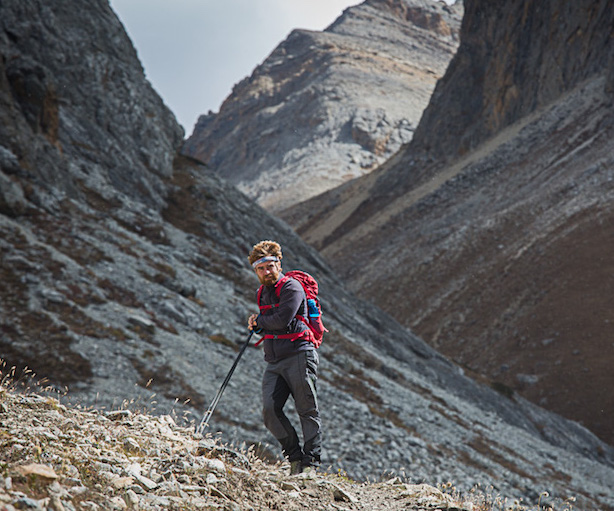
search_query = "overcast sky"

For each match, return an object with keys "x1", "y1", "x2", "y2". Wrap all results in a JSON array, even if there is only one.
[{"x1": 108, "y1": 0, "x2": 361, "y2": 134}]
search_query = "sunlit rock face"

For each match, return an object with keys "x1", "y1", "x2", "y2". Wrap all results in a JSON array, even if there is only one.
[{"x1": 183, "y1": 0, "x2": 462, "y2": 212}]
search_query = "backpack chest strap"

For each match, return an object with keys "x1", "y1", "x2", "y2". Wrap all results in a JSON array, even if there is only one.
[
  {"x1": 259, "y1": 303, "x2": 279, "y2": 312},
  {"x1": 257, "y1": 275, "x2": 291, "y2": 310}
]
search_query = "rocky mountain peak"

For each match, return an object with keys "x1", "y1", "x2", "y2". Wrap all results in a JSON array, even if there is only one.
[
  {"x1": 183, "y1": 0, "x2": 462, "y2": 212},
  {"x1": 369, "y1": 0, "x2": 458, "y2": 36}
]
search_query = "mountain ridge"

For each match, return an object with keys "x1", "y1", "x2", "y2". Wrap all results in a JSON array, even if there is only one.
[{"x1": 183, "y1": 0, "x2": 462, "y2": 212}]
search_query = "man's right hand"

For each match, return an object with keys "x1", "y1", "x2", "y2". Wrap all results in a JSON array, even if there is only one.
[{"x1": 248, "y1": 314, "x2": 259, "y2": 331}]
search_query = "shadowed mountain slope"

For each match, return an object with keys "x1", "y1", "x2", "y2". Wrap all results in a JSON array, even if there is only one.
[{"x1": 282, "y1": 0, "x2": 614, "y2": 446}]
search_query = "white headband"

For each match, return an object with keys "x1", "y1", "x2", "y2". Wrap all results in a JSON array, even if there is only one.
[{"x1": 252, "y1": 256, "x2": 279, "y2": 268}]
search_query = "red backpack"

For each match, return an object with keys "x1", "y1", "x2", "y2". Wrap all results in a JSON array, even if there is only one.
[{"x1": 257, "y1": 270, "x2": 327, "y2": 348}]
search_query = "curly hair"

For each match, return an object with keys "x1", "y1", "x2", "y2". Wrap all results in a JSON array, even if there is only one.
[{"x1": 248, "y1": 240, "x2": 283, "y2": 266}]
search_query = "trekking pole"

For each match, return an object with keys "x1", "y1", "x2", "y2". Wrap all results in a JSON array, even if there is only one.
[{"x1": 195, "y1": 330, "x2": 255, "y2": 436}]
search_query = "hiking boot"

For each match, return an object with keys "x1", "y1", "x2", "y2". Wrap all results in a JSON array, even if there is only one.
[{"x1": 289, "y1": 460, "x2": 303, "y2": 475}]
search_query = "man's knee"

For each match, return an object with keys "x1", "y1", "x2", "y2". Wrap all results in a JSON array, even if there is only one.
[{"x1": 262, "y1": 400, "x2": 280, "y2": 427}]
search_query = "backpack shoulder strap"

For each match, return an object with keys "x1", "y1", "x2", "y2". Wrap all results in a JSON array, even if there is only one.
[
  {"x1": 274, "y1": 275, "x2": 290, "y2": 298},
  {"x1": 258, "y1": 276, "x2": 290, "y2": 313}
]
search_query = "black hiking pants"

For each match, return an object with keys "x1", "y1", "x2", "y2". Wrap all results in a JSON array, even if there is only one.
[{"x1": 262, "y1": 350, "x2": 322, "y2": 467}]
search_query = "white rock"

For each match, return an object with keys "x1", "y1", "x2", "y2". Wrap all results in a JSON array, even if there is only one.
[{"x1": 203, "y1": 458, "x2": 225, "y2": 474}]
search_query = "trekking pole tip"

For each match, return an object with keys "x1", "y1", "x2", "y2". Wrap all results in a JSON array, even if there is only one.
[{"x1": 194, "y1": 422, "x2": 207, "y2": 438}]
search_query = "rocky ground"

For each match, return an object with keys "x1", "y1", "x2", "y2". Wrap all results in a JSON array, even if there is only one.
[{"x1": 0, "y1": 383, "x2": 570, "y2": 511}]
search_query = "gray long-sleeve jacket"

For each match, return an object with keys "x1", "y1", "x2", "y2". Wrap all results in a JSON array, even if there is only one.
[{"x1": 256, "y1": 275, "x2": 314, "y2": 363}]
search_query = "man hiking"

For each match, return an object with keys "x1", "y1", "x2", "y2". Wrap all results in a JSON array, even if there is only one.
[{"x1": 247, "y1": 240, "x2": 322, "y2": 475}]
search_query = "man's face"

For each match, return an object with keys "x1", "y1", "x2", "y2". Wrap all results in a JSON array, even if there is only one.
[{"x1": 254, "y1": 260, "x2": 282, "y2": 286}]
